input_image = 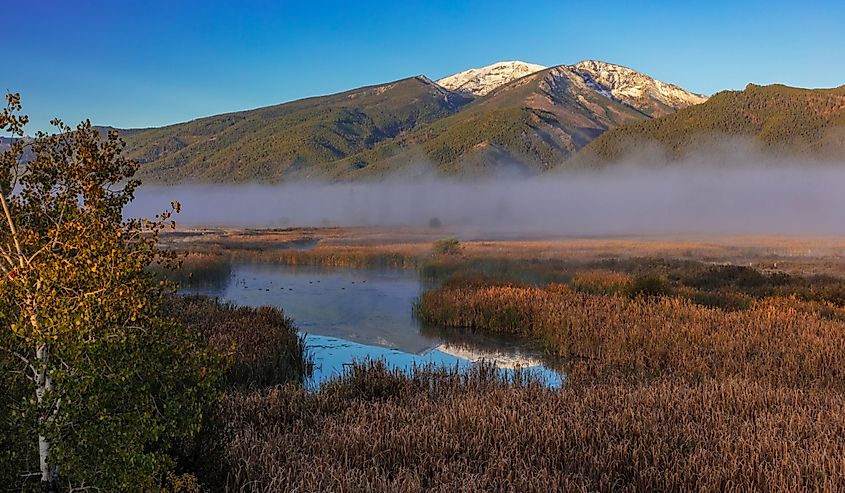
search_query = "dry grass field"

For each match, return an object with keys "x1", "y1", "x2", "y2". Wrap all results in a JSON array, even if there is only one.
[
  {"x1": 161, "y1": 226, "x2": 845, "y2": 277},
  {"x1": 158, "y1": 227, "x2": 845, "y2": 492},
  {"x1": 220, "y1": 364, "x2": 845, "y2": 492}
]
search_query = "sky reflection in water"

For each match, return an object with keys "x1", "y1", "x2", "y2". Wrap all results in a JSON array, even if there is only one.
[{"x1": 186, "y1": 263, "x2": 562, "y2": 388}]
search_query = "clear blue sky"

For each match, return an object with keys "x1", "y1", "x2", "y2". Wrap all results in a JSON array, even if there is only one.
[{"x1": 5, "y1": 0, "x2": 844, "y2": 133}]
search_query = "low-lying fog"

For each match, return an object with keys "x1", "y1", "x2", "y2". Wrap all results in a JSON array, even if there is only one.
[{"x1": 126, "y1": 156, "x2": 845, "y2": 236}]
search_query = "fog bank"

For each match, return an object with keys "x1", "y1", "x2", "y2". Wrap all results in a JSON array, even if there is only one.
[{"x1": 126, "y1": 162, "x2": 845, "y2": 236}]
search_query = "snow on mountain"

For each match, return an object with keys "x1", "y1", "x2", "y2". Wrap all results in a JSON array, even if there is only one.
[
  {"x1": 437, "y1": 61, "x2": 547, "y2": 96},
  {"x1": 437, "y1": 60, "x2": 707, "y2": 115},
  {"x1": 571, "y1": 60, "x2": 708, "y2": 115}
]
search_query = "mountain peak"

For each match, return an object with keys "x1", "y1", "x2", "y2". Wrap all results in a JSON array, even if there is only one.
[
  {"x1": 571, "y1": 60, "x2": 708, "y2": 116},
  {"x1": 437, "y1": 59, "x2": 707, "y2": 115},
  {"x1": 436, "y1": 61, "x2": 547, "y2": 96}
]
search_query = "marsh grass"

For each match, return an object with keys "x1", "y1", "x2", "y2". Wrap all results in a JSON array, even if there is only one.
[
  {"x1": 160, "y1": 295, "x2": 311, "y2": 488},
  {"x1": 416, "y1": 282, "x2": 845, "y2": 387},
  {"x1": 570, "y1": 269, "x2": 632, "y2": 295},
  {"x1": 419, "y1": 256, "x2": 576, "y2": 285},
  {"x1": 254, "y1": 248, "x2": 420, "y2": 269},
  {"x1": 168, "y1": 248, "x2": 421, "y2": 273},
  {"x1": 420, "y1": 256, "x2": 845, "y2": 310},
  {"x1": 151, "y1": 252, "x2": 233, "y2": 288},
  {"x1": 220, "y1": 363, "x2": 845, "y2": 492},
  {"x1": 164, "y1": 295, "x2": 310, "y2": 389},
  {"x1": 158, "y1": 236, "x2": 845, "y2": 491}
]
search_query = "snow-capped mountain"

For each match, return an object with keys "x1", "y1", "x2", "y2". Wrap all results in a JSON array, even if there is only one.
[
  {"x1": 128, "y1": 58, "x2": 713, "y2": 183},
  {"x1": 437, "y1": 61, "x2": 547, "y2": 96},
  {"x1": 572, "y1": 60, "x2": 708, "y2": 116},
  {"x1": 437, "y1": 59, "x2": 708, "y2": 116}
]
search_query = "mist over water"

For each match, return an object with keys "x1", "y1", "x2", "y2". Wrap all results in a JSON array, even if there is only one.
[{"x1": 127, "y1": 157, "x2": 845, "y2": 236}]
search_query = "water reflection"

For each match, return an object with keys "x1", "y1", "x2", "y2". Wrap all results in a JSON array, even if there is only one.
[
  {"x1": 435, "y1": 344, "x2": 548, "y2": 370},
  {"x1": 184, "y1": 263, "x2": 562, "y2": 388}
]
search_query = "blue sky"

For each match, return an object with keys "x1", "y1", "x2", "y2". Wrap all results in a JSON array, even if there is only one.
[{"x1": 5, "y1": 0, "x2": 845, "y2": 132}]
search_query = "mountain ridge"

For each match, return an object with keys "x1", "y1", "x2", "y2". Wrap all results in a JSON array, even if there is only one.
[
  {"x1": 436, "y1": 61, "x2": 548, "y2": 96},
  {"x1": 114, "y1": 59, "x2": 713, "y2": 183},
  {"x1": 124, "y1": 75, "x2": 472, "y2": 182},
  {"x1": 577, "y1": 83, "x2": 845, "y2": 165}
]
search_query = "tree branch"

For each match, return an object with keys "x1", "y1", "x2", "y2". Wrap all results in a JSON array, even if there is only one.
[
  {"x1": 0, "y1": 345, "x2": 36, "y2": 380},
  {"x1": 0, "y1": 193, "x2": 24, "y2": 268}
]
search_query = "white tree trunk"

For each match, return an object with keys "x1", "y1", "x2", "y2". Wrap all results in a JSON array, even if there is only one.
[{"x1": 36, "y1": 344, "x2": 58, "y2": 493}]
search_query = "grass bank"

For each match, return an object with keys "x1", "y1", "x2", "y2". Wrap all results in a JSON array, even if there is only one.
[
  {"x1": 162, "y1": 295, "x2": 310, "y2": 490},
  {"x1": 415, "y1": 282, "x2": 845, "y2": 386}
]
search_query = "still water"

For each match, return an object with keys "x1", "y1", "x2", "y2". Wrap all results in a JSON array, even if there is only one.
[{"x1": 185, "y1": 263, "x2": 562, "y2": 388}]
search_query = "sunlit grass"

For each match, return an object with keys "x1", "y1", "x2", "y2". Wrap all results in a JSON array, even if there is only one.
[{"x1": 220, "y1": 362, "x2": 845, "y2": 492}]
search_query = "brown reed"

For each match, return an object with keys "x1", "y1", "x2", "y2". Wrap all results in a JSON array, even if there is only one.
[
  {"x1": 164, "y1": 295, "x2": 310, "y2": 389},
  {"x1": 416, "y1": 282, "x2": 845, "y2": 387},
  {"x1": 219, "y1": 363, "x2": 845, "y2": 492}
]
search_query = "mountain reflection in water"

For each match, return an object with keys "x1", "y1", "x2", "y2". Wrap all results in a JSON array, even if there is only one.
[{"x1": 184, "y1": 262, "x2": 562, "y2": 387}]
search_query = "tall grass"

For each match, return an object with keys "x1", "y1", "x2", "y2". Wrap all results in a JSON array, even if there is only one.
[
  {"x1": 164, "y1": 295, "x2": 310, "y2": 389},
  {"x1": 164, "y1": 248, "x2": 421, "y2": 274},
  {"x1": 158, "y1": 245, "x2": 845, "y2": 491},
  {"x1": 249, "y1": 249, "x2": 419, "y2": 269},
  {"x1": 416, "y1": 283, "x2": 845, "y2": 387},
  {"x1": 422, "y1": 256, "x2": 845, "y2": 307},
  {"x1": 415, "y1": 276, "x2": 845, "y2": 388},
  {"x1": 151, "y1": 252, "x2": 233, "y2": 288},
  {"x1": 160, "y1": 295, "x2": 311, "y2": 488},
  {"x1": 570, "y1": 269, "x2": 633, "y2": 295},
  {"x1": 220, "y1": 363, "x2": 845, "y2": 492}
]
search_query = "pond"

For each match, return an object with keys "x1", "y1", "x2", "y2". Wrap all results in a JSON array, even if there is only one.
[{"x1": 184, "y1": 263, "x2": 563, "y2": 388}]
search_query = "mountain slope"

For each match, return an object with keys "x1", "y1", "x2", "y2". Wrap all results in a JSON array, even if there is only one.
[
  {"x1": 338, "y1": 62, "x2": 710, "y2": 177},
  {"x1": 124, "y1": 76, "x2": 471, "y2": 182},
  {"x1": 338, "y1": 65, "x2": 655, "y2": 177},
  {"x1": 123, "y1": 60, "x2": 708, "y2": 183},
  {"x1": 436, "y1": 61, "x2": 547, "y2": 96},
  {"x1": 572, "y1": 60, "x2": 707, "y2": 117},
  {"x1": 578, "y1": 83, "x2": 845, "y2": 164}
]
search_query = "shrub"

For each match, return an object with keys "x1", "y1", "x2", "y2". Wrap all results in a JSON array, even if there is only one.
[
  {"x1": 629, "y1": 273, "x2": 672, "y2": 298},
  {"x1": 432, "y1": 237, "x2": 463, "y2": 256}
]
